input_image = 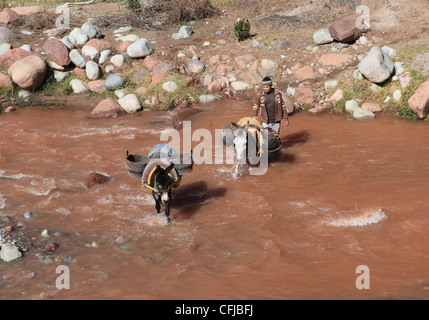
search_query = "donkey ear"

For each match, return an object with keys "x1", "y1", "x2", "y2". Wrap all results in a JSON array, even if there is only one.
[{"x1": 164, "y1": 163, "x2": 175, "y2": 174}]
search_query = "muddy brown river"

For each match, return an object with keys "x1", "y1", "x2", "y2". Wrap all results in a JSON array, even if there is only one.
[{"x1": 1, "y1": 100, "x2": 429, "y2": 300}]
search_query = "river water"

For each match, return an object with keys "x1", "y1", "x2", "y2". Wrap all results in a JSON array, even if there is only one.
[{"x1": 1, "y1": 100, "x2": 429, "y2": 300}]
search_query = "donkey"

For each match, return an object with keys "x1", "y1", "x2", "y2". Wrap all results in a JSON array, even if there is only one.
[
  {"x1": 151, "y1": 163, "x2": 178, "y2": 223},
  {"x1": 223, "y1": 117, "x2": 276, "y2": 179}
]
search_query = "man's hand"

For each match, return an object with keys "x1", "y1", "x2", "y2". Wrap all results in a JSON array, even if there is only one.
[
  {"x1": 253, "y1": 116, "x2": 258, "y2": 120},
  {"x1": 283, "y1": 118, "x2": 289, "y2": 126}
]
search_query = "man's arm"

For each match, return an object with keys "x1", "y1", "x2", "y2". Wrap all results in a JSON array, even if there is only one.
[
  {"x1": 279, "y1": 94, "x2": 289, "y2": 125},
  {"x1": 252, "y1": 94, "x2": 260, "y2": 119}
]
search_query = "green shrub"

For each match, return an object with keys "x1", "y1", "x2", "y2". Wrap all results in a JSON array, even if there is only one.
[
  {"x1": 126, "y1": 0, "x2": 141, "y2": 13},
  {"x1": 234, "y1": 18, "x2": 251, "y2": 41},
  {"x1": 396, "y1": 107, "x2": 420, "y2": 120}
]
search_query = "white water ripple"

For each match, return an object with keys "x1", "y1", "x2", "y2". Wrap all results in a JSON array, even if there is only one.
[{"x1": 326, "y1": 209, "x2": 387, "y2": 227}]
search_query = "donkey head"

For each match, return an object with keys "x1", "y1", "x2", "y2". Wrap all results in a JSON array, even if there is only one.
[{"x1": 153, "y1": 164, "x2": 175, "y2": 203}]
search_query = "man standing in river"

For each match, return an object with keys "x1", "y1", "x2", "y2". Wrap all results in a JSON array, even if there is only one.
[{"x1": 252, "y1": 77, "x2": 289, "y2": 134}]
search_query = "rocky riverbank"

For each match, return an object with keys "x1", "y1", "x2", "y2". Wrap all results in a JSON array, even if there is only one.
[{"x1": 0, "y1": 1, "x2": 427, "y2": 123}]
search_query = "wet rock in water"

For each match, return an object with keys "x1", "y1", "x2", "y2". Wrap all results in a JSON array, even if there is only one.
[
  {"x1": 345, "y1": 100, "x2": 359, "y2": 114},
  {"x1": 46, "y1": 242, "x2": 60, "y2": 251},
  {"x1": 87, "y1": 173, "x2": 110, "y2": 188},
  {"x1": 171, "y1": 107, "x2": 202, "y2": 130},
  {"x1": 353, "y1": 108, "x2": 375, "y2": 120},
  {"x1": 90, "y1": 98, "x2": 126, "y2": 118},
  {"x1": 362, "y1": 101, "x2": 381, "y2": 113},
  {"x1": 0, "y1": 243, "x2": 22, "y2": 262}
]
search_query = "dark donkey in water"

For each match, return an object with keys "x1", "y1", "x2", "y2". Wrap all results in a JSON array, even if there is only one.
[
  {"x1": 150, "y1": 163, "x2": 177, "y2": 223},
  {"x1": 127, "y1": 144, "x2": 192, "y2": 223}
]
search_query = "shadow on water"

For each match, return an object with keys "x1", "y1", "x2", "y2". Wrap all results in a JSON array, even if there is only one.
[
  {"x1": 282, "y1": 130, "x2": 310, "y2": 148},
  {"x1": 268, "y1": 130, "x2": 310, "y2": 164},
  {"x1": 172, "y1": 181, "x2": 227, "y2": 218},
  {"x1": 269, "y1": 150, "x2": 295, "y2": 164}
]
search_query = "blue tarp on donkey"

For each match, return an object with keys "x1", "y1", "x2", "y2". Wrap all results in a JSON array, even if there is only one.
[{"x1": 142, "y1": 144, "x2": 181, "y2": 191}]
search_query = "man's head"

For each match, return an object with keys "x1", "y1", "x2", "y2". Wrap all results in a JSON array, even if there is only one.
[{"x1": 262, "y1": 77, "x2": 273, "y2": 93}]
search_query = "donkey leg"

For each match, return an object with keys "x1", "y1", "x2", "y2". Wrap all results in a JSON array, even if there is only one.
[
  {"x1": 164, "y1": 190, "x2": 172, "y2": 223},
  {"x1": 153, "y1": 192, "x2": 161, "y2": 214}
]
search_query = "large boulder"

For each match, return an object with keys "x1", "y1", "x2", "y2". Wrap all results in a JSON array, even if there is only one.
[
  {"x1": 0, "y1": 72, "x2": 13, "y2": 89},
  {"x1": 11, "y1": 6, "x2": 44, "y2": 16},
  {"x1": 0, "y1": 48, "x2": 40, "y2": 69},
  {"x1": 90, "y1": 98, "x2": 126, "y2": 118},
  {"x1": 294, "y1": 87, "x2": 316, "y2": 104},
  {"x1": 126, "y1": 38, "x2": 153, "y2": 58},
  {"x1": 313, "y1": 28, "x2": 334, "y2": 45},
  {"x1": 0, "y1": 26, "x2": 15, "y2": 45},
  {"x1": 42, "y1": 38, "x2": 71, "y2": 67},
  {"x1": 69, "y1": 49, "x2": 86, "y2": 68},
  {"x1": 329, "y1": 14, "x2": 370, "y2": 43},
  {"x1": 280, "y1": 91, "x2": 295, "y2": 115},
  {"x1": 105, "y1": 74, "x2": 125, "y2": 91},
  {"x1": 85, "y1": 38, "x2": 113, "y2": 53},
  {"x1": 0, "y1": 8, "x2": 21, "y2": 25},
  {"x1": 172, "y1": 26, "x2": 193, "y2": 39},
  {"x1": 81, "y1": 22, "x2": 102, "y2": 39},
  {"x1": 408, "y1": 78, "x2": 429, "y2": 119},
  {"x1": 86, "y1": 173, "x2": 110, "y2": 188},
  {"x1": 8, "y1": 55, "x2": 47, "y2": 90},
  {"x1": 69, "y1": 28, "x2": 89, "y2": 47},
  {"x1": 117, "y1": 94, "x2": 142, "y2": 113},
  {"x1": 0, "y1": 243, "x2": 22, "y2": 262},
  {"x1": 358, "y1": 46, "x2": 394, "y2": 84}
]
